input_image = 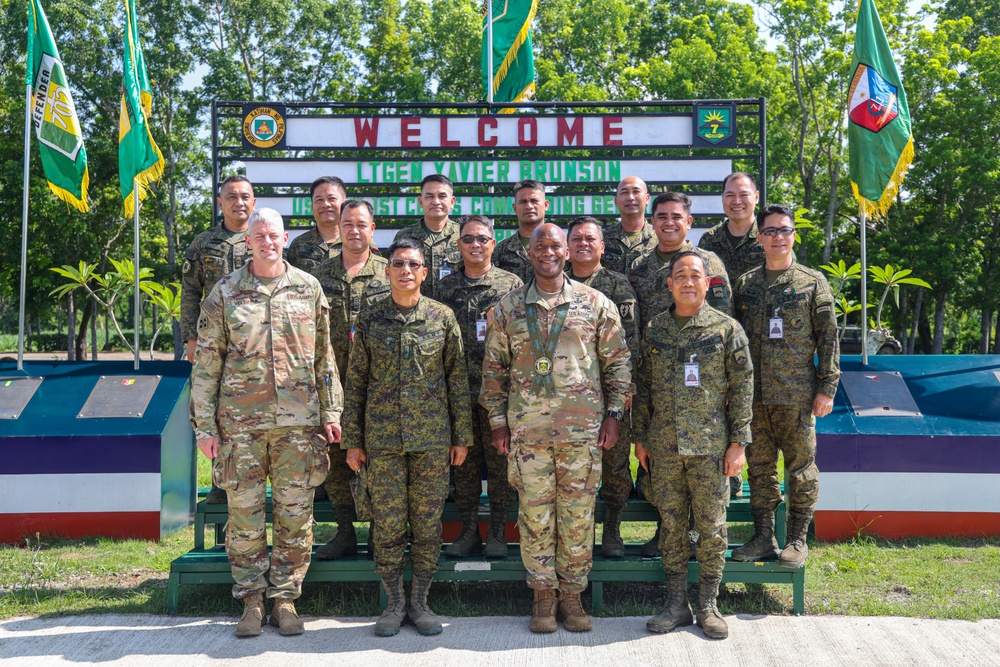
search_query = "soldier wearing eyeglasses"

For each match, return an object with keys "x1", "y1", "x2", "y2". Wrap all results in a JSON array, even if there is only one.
[
  {"x1": 342, "y1": 237, "x2": 472, "y2": 638},
  {"x1": 732, "y1": 204, "x2": 840, "y2": 569}
]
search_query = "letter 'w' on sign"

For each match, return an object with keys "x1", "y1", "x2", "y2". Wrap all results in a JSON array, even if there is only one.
[
  {"x1": 848, "y1": 0, "x2": 913, "y2": 220},
  {"x1": 27, "y1": 0, "x2": 89, "y2": 211},
  {"x1": 482, "y1": 0, "x2": 537, "y2": 113}
]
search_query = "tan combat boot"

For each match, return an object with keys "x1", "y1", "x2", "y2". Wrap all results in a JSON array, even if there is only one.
[
  {"x1": 695, "y1": 579, "x2": 728, "y2": 639},
  {"x1": 315, "y1": 508, "x2": 358, "y2": 560},
  {"x1": 646, "y1": 577, "x2": 693, "y2": 633},
  {"x1": 557, "y1": 590, "x2": 592, "y2": 632},
  {"x1": 483, "y1": 515, "x2": 508, "y2": 559},
  {"x1": 600, "y1": 505, "x2": 625, "y2": 558},
  {"x1": 444, "y1": 511, "x2": 484, "y2": 557},
  {"x1": 234, "y1": 592, "x2": 265, "y2": 637},
  {"x1": 268, "y1": 598, "x2": 304, "y2": 635},
  {"x1": 732, "y1": 512, "x2": 779, "y2": 562},
  {"x1": 529, "y1": 589, "x2": 558, "y2": 633},
  {"x1": 408, "y1": 574, "x2": 444, "y2": 635},
  {"x1": 779, "y1": 511, "x2": 811, "y2": 569},
  {"x1": 374, "y1": 574, "x2": 406, "y2": 637}
]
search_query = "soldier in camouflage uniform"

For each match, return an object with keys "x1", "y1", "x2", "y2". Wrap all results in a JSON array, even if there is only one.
[
  {"x1": 310, "y1": 200, "x2": 391, "y2": 560},
  {"x1": 480, "y1": 223, "x2": 631, "y2": 634},
  {"x1": 699, "y1": 173, "x2": 765, "y2": 498},
  {"x1": 733, "y1": 204, "x2": 839, "y2": 569},
  {"x1": 392, "y1": 174, "x2": 462, "y2": 301},
  {"x1": 633, "y1": 250, "x2": 753, "y2": 640},
  {"x1": 190, "y1": 208, "x2": 343, "y2": 638},
  {"x1": 602, "y1": 176, "x2": 658, "y2": 275},
  {"x1": 343, "y1": 237, "x2": 473, "y2": 637},
  {"x1": 182, "y1": 175, "x2": 255, "y2": 504},
  {"x1": 566, "y1": 216, "x2": 639, "y2": 558},
  {"x1": 285, "y1": 176, "x2": 347, "y2": 274},
  {"x1": 492, "y1": 180, "x2": 549, "y2": 283},
  {"x1": 630, "y1": 192, "x2": 733, "y2": 555},
  {"x1": 438, "y1": 215, "x2": 523, "y2": 559}
]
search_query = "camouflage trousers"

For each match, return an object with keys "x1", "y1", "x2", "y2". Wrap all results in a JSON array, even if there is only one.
[
  {"x1": 215, "y1": 425, "x2": 329, "y2": 599},
  {"x1": 510, "y1": 440, "x2": 602, "y2": 593},
  {"x1": 368, "y1": 449, "x2": 450, "y2": 579},
  {"x1": 451, "y1": 405, "x2": 515, "y2": 517},
  {"x1": 599, "y1": 419, "x2": 633, "y2": 509},
  {"x1": 748, "y1": 402, "x2": 820, "y2": 517},
  {"x1": 323, "y1": 445, "x2": 357, "y2": 520},
  {"x1": 648, "y1": 452, "x2": 728, "y2": 580}
]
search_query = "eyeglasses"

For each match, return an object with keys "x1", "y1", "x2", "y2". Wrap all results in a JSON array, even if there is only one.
[
  {"x1": 760, "y1": 227, "x2": 795, "y2": 238},
  {"x1": 459, "y1": 235, "x2": 492, "y2": 245},
  {"x1": 389, "y1": 259, "x2": 424, "y2": 270}
]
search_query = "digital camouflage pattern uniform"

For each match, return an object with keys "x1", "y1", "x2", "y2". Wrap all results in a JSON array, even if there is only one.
[
  {"x1": 286, "y1": 226, "x2": 381, "y2": 274},
  {"x1": 492, "y1": 232, "x2": 536, "y2": 283},
  {"x1": 734, "y1": 261, "x2": 840, "y2": 522},
  {"x1": 342, "y1": 296, "x2": 473, "y2": 579},
  {"x1": 698, "y1": 220, "x2": 765, "y2": 285},
  {"x1": 392, "y1": 219, "x2": 462, "y2": 301},
  {"x1": 601, "y1": 221, "x2": 657, "y2": 276},
  {"x1": 630, "y1": 241, "x2": 732, "y2": 332},
  {"x1": 311, "y1": 252, "x2": 391, "y2": 515},
  {"x1": 480, "y1": 279, "x2": 632, "y2": 593},
  {"x1": 181, "y1": 224, "x2": 249, "y2": 343},
  {"x1": 567, "y1": 266, "x2": 639, "y2": 511},
  {"x1": 438, "y1": 267, "x2": 523, "y2": 525},
  {"x1": 190, "y1": 261, "x2": 342, "y2": 600},
  {"x1": 633, "y1": 305, "x2": 753, "y2": 581}
]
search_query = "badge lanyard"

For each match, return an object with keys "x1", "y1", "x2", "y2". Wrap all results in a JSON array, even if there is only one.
[
  {"x1": 770, "y1": 306, "x2": 784, "y2": 339},
  {"x1": 684, "y1": 353, "x2": 700, "y2": 387},
  {"x1": 526, "y1": 289, "x2": 570, "y2": 395}
]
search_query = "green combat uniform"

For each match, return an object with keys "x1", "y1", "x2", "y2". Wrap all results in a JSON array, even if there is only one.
[
  {"x1": 392, "y1": 219, "x2": 462, "y2": 301},
  {"x1": 342, "y1": 296, "x2": 473, "y2": 581},
  {"x1": 698, "y1": 220, "x2": 765, "y2": 285},
  {"x1": 438, "y1": 267, "x2": 523, "y2": 553},
  {"x1": 181, "y1": 224, "x2": 249, "y2": 343},
  {"x1": 734, "y1": 261, "x2": 840, "y2": 532},
  {"x1": 492, "y1": 232, "x2": 536, "y2": 283},
  {"x1": 602, "y1": 221, "x2": 657, "y2": 276},
  {"x1": 190, "y1": 261, "x2": 342, "y2": 600},
  {"x1": 480, "y1": 279, "x2": 631, "y2": 593},
  {"x1": 311, "y1": 253, "x2": 391, "y2": 532},
  {"x1": 286, "y1": 227, "x2": 381, "y2": 275},
  {"x1": 631, "y1": 242, "x2": 732, "y2": 332}
]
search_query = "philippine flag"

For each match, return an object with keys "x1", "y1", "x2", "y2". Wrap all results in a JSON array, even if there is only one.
[{"x1": 848, "y1": 63, "x2": 899, "y2": 133}]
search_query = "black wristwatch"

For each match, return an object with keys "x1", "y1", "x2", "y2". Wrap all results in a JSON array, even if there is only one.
[{"x1": 606, "y1": 408, "x2": 624, "y2": 421}]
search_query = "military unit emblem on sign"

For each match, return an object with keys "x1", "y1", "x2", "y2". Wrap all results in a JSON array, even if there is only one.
[
  {"x1": 241, "y1": 105, "x2": 286, "y2": 149},
  {"x1": 692, "y1": 104, "x2": 736, "y2": 147}
]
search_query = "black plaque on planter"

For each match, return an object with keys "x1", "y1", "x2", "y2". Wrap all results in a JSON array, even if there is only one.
[
  {"x1": 78, "y1": 375, "x2": 161, "y2": 419},
  {"x1": 840, "y1": 370, "x2": 921, "y2": 417},
  {"x1": 0, "y1": 376, "x2": 43, "y2": 419}
]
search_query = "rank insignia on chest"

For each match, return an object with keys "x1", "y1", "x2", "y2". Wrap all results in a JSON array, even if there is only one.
[{"x1": 782, "y1": 286, "x2": 795, "y2": 295}]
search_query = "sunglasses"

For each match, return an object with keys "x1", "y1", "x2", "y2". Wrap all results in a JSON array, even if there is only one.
[
  {"x1": 459, "y1": 235, "x2": 492, "y2": 245},
  {"x1": 760, "y1": 227, "x2": 795, "y2": 238},
  {"x1": 389, "y1": 260, "x2": 424, "y2": 270}
]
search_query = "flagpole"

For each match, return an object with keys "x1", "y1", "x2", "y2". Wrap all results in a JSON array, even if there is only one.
[
  {"x1": 487, "y1": 0, "x2": 494, "y2": 107},
  {"x1": 19, "y1": 82, "x2": 33, "y2": 373},
  {"x1": 133, "y1": 177, "x2": 141, "y2": 370},
  {"x1": 860, "y1": 208, "x2": 869, "y2": 366}
]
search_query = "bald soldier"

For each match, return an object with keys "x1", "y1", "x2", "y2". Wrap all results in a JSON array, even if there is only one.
[
  {"x1": 481, "y1": 223, "x2": 631, "y2": 633},
  {"x1": 602, "y1": 176, "x2": 658, "y2": 275}
]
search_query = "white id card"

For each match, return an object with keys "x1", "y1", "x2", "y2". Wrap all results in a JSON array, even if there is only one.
[
  {"x1": 770, "y1": 317, "x2": 784, "y2": 339},
  {"x1": 684, "y1": 362, "x2": 700, "y2": 387},
  {"x1": 439, "y1": 264, "x2": 452, "y2": 279},
  {"x1": 476, "y1": 318, "x2": 488, "y2": 341}
]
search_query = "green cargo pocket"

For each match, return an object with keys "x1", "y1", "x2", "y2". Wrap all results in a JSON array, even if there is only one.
[
  {"x1": 306, "y1": 433, "x2": 331, "y2": 487},
  {"x1": 583, "y1": 444, "x2": 603, "y2": 494},
  {"x1": 213, "y1": 441, "x2": 239, "y2": 492},
  {"x1": 507, "y1": 447, "x2": 524, "y2": 494}
]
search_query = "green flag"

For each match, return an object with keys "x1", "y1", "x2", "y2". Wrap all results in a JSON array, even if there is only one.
[
  {"x1": 482, "y1": 0, "x2": 537, "y2": 112},
  {"x1": 848, "y1": 0, "x2": 913, "y2": 220},
  {"x1": 27, "y1": 0, "x2": 89, "y2": 212},
  {"x1": 119, "y1": 0, "x2": 163, "y2": 217}
]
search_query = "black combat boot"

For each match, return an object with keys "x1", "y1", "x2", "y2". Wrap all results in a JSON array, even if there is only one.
[
  {"x1": 646, "y1": 576, "x2": 693, "y2": 633},
  {"x1": 444, "y1": 511, "x2": 483, "y2": 557},
  {"x1": 484, "y1": 515, "x2": 508, "y2": 559},
  {"x1": 640, "y1": 519, "x2": 662, "y2": 558},
  {"x1": 315, "y1": 507, "x2": 358, "y2": 560},
  {"x1": 600, "y1": 504, "x2": 625, "y2": 558},
  {"x1": 732, "y1": 512, "x2": 779, "y2": 562}
]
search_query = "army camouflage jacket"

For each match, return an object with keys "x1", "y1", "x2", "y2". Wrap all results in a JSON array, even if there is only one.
[
  {"x1": 633, "y1": 305, "x2": 753, "y2": 455},
  {"x1": 190, "y1": 262, "x2": 343, "y2": 440},
  {"x1": 698, "y1": 220, "x2": 765, "y2": 284},
  {"x1": 181, "y1": 224, "x2": 249, "y2": 341},
  {"x1": 286, "y1": 226, "x2": 380, "y2": 274},
  {"x1": 342, "y1": 296, "x2": 473, "y2": 453},
  {"x1": 311, "y1": 252, "x2": 391, "y2": 380},
  {"x1": 630, "y1": 241, "x2": 732, "y2": 331},
  {"x1": 392, "y1": 218, "x2": 462, "y2": 301},
  {"x1": 567, "y1": 266, "x2": 640, "y2": 362},
  {"x1": 492, "y1": 232, "x2": 535, "y2": 283},
  {"x1": 601, "y1": 221, "x2": 657, "y2": 275},
  {"x1": 438, "y1": 266, "x2": 523, "y2": 401},
  {"x1": 479, "y1": 279, "x2": 632, "y2": 447},
  {"x1": 734, "y1": 261, "x2": 840, "y2": 405}
]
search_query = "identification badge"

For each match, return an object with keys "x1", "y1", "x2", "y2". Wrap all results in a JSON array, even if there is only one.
[
  {"x1": 476, "y1": 318, "x2": 488, "y2": 341},
  {"x1": 770, "y1": 317, "x2": 784, "y2": 339},
  {"x1": 684, "y1": 362, "x2": 700, "y2": 387},
  {"x1": 535, "y1": 356, "x2": 553, "y2": 375},
  {"x1": 439, "y1": 264, "x2": 452, "y2": 279}
]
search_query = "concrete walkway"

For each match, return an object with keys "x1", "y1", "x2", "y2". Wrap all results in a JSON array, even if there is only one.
[{"x1": 2, "y1": 613, "x2": 999, "y2": 666}]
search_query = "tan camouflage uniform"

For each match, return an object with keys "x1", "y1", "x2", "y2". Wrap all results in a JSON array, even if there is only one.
[
  {"x1": 480, "y1": 279, "x2": 631, "y2": 593},
  {"x1": 392, "y1": 219, "x2": 462, "y2": 301},
  {"x1": 633, "y1": 306, "x2": 753, "y2": 580},
  {"x1": 492, "y1": 232, "x2": 536, "y2": 283},
  {"x1": 734, "y1": 261, "x2": 840, "y2": 521},
  {"x1": 698, "y1": 220, "x2": 765, "y2": 284},
  {"x1": 181, "y1": 225, "x2": 249, "y2": 342},
  {"x1": 601, "y1": 221, "x2": 657, "y2": 275},
  {"x1": 190, "y1": 261, "x2": 342, "y2": 599},
  {"x1": 342, "y1": 296, "x2": 473, "y2": 579}
]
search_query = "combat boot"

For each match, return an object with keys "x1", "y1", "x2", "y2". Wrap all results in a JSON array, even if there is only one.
[
  {"x1": 732, "y1": 512, "x2": 779, "y2": 562},
  {"x1": 646, "y1": 577, "x2": 693, "y2": 633},
  {"x1": 444, "y1": 511, "x2": 483, "y2": 557},
  {"x1": 695, "y1": 579, "x2": 728, "y2": 639},
  {"x1": 374, "y1": 574, "x2": 406, "y2": 637},
  {"x1": 268, "y1": 598, "x2": 304, "y2": 636},
  {"x1": 484, "y1": 516, "x2": 508, "y2": 559},
  {"x1": 529, "y1": 589, "x2": 558, "y2": 633},
  {"x1": 640, "y1": 520, "x2": 662, "y2": 558},
  {"x1": 557, "y1": 590, "x2": 592, "y2": 632},
  {"x1": 234, "y1": 592, "x2": 264, "y2": 637},
  {"x1": 315, "y1": 509, "x2": 358, "y2": 560},
  {"x1": 205, "y1": 482, "x2": 227, "y2": 504},
  {"x1": 408, "y1": 574, "x2": 444, "y2": 636},
  {"x1": 729, "y1": 476, "x2": 743, "y2": 498},
  {"x1": 779, "y1": 511, "x2": 811, "y2": 569},
  {"x1": 600, "y1": 505, "x2": 625, "y2": 558}
]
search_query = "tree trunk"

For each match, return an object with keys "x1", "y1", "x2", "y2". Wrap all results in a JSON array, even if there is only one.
[
  {"x1": 981, "y1": 309, "x2": 993, "y2": 354},
  {"x1": 67, "y1": 293, "x2": 76, "y2": 361},
  {"x1": 932, "y1": 290, "x2": 947, "y2": 354},
  {"x1": 918, "y1": 313, "x2": 933, "y2": 354},
  {"x1": 75, "y1": 297, "x2": 93, "y2": 360},
  {"x1": 90, "y1": 296, "x2": 98, "y2": 360},
  {"x1": 907, "y1": 289, "x2": 923, "y2": 354}
]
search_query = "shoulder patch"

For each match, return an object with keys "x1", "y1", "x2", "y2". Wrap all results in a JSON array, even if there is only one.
[
  {"x1": 182, "y1": 259, "x2": 192, "y2": 275},
  {"x1": 734, "y1": 349, "x2": 748, "y2": 366}
]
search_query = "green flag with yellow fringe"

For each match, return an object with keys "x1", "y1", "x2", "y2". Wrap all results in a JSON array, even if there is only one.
[
  {"x1": 848, "y1": 0, "x2": 913, "y2": 220},
  {"x1": 482, "y1": 0, "x2": 537, "y2": 112},
  {"x1": 119, "y1": 0, "x2": 163, "y2": 217},
  {"x1": 27, "y1": 0, "x2": 89, "y2": 212}
]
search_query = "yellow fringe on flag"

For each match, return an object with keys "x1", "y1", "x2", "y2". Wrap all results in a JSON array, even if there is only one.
[
  {"x1": 492, "y1": 0, "x2": 538, "y2": 96},
  {"x1": 123, "y1": 130, "x2": 164, "y2": 218},
  {"x1": 852, "y1": 135, "x2": 914, "y2": 221},
  {"x1": 46, "y1": 167, "x2": 90, "y2": 213},
  {"x1": 498, "y1": 81, "x2": 536, "y2": 115}
]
